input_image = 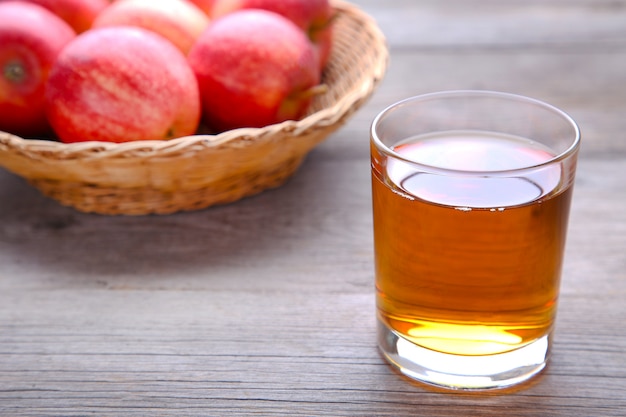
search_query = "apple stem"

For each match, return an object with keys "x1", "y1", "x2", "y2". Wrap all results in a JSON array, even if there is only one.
[
  {"x1": 301, "y1": 84, "x2": 328, "y2": 100},
  {"x1": 310, "y1": 12, "x2": 339, "y2": 38}
]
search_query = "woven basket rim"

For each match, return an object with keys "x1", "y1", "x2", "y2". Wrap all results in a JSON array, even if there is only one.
[{"x1": 0, "y1": 0, "x2": 388, "y2": 162}]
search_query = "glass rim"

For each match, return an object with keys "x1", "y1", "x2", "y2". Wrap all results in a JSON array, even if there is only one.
[{"x1": 370, "y1": 90, "x2": 581, "y2": 176}]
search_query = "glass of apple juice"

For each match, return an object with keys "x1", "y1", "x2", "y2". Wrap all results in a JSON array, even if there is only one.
[{"x1": 371, "y1": 90, "x2": 581, "y2": 390}]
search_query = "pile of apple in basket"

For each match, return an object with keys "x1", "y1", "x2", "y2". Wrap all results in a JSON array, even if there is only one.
[{"x1": 0, "y1": 0, "x2": 335, "y2": 142}]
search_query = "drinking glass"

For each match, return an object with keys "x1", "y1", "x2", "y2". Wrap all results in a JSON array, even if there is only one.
[{"x1": 371, "y1": 90, "x2": 580, "y2": 390}]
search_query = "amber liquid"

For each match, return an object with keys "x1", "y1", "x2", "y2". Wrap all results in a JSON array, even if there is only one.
[{"x1": 372, "y1": 132, "x2": 574, "y2": 356}]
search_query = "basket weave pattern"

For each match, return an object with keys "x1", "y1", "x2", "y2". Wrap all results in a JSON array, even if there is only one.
[{"x1": 0, "y1": 0, "x2": 388, "y2": 215}]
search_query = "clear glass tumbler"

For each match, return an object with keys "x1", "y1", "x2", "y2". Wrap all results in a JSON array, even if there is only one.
[{"x1": 371, "y1": 90, "x2": 580, "y2": 390}]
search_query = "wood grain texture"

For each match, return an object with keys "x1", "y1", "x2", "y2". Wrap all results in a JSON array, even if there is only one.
[{"x1": 1, "y1": 0, "x2": 626, "y2": 415}]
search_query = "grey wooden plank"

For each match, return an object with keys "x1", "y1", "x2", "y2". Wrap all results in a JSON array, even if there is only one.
[
  {"x1": 0, "y1": 290, "x2": 624, "y2": 416},
  {"x1": 352, "y1": 0, "x2": 626, "y2": 49}
]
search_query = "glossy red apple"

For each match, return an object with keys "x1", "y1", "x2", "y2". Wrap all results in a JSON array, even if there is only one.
[
  {"x1": 93, "y1": 0, "x2": 210, "y2": 54},
  {"x1": 45, "y1": 27, "x2": 201, "y2": 143},
  {"x1": 10, "y1": 0, "x2": 109, "y2": 33},
  {"x1": 0, "y1": 1, "x2": 76, "y2": 137},
  {"x1": 211, "y1": 0, "x2": 334, "y2": 70},
  {"x1": 188, "y1": 10, "x2": 321, "y2": 133}
]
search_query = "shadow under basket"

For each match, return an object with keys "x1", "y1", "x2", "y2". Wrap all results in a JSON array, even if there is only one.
[{"x1": 0, "y1": 0, "x2": 388, "y2": 215}]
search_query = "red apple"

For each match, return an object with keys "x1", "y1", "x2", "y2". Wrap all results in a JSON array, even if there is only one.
[
  {"x1": 9, "y1": 0, "x2": 109, "y2": 33},
  {"x1": 93, "y1": 0, "x2": 210, "y2": 54},
  {"x1": 45, "y1": 26, "x2": 201, "y2": 143},
  {"x1": 0, "y1": 1, "x2": 76, "y2": 137},
  {"x1": 211, "y1": 0, "x2": 333, "y2": 70},
  {"x1": 188, "y1": 9, "x2": 322, "y2": 133}
]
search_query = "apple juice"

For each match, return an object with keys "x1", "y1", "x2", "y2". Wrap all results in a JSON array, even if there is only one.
[{"x1": 372, "y1": 131, "x2": 574, "y2": 356}]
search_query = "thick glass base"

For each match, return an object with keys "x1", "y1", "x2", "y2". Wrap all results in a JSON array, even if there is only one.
[{"x1": 378, "y1": 320, "x2": 550, "y2": 390}]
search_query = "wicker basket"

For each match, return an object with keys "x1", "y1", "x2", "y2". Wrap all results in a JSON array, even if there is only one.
[{"x1": 0, "y1": 0, "x2": 388, "y2": 215}]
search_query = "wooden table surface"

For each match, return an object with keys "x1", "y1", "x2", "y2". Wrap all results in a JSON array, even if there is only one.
[{"x1": 2, "y1": 1, "x2": 625, "y2": 416}]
